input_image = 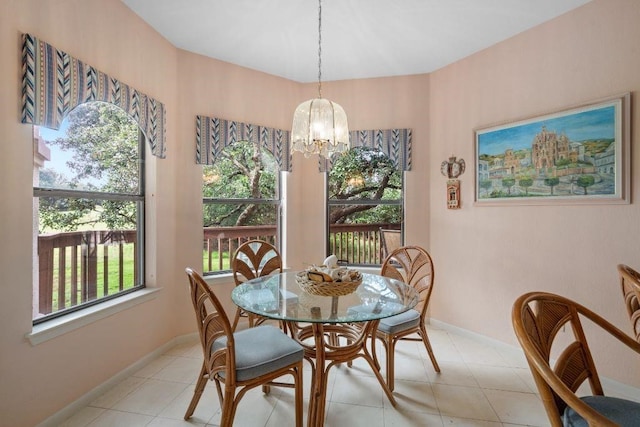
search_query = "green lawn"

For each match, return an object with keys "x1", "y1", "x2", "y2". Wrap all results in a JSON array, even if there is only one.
[{"x1": 49, "y1": 245, "x2": 231, "y2": 310}]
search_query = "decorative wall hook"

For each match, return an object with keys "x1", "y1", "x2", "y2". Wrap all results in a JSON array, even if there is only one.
[{"x1": 441, "y1": 155, "x2": 465, "y2": 209}]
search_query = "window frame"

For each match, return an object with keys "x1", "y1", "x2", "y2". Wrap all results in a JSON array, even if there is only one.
[
  {"x1": 325, "y1": 149, "x2": 405, "y2": 266},
  {"x1": 32, "y1": 125, "x2": 146, "y2": 325},
  {"x1": 201, "y1": 149, "x2": 283, "y2": 277}
]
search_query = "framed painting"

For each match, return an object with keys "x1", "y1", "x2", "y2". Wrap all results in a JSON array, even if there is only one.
[{"x1": 474, "y1": 93, "x2": 630, "y2": 206}]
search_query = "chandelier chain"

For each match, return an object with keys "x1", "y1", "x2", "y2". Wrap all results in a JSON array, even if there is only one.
[{"x1": 317, "y1": 0, "x2": 322, "y2": 98}]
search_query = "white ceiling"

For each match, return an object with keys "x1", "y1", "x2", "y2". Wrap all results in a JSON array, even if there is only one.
[{"x1": 121, "y1": 0, "x2": 592, "y2": 83}]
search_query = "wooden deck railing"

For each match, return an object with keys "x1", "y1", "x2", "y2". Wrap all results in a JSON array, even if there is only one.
[
  {"x1": 37, "y1": 230, "x2": 137, "y2": 315},
  {"x1": 37, "y1": 223, "x2": 400, "y2": 315},
  {"x1": 203, "y1": 225, "x2": 278, "y2": 272}
]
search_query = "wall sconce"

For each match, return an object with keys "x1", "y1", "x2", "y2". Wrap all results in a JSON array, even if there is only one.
[{"x1": 440, "y1": 155, "x2": 465, "y2": 209}]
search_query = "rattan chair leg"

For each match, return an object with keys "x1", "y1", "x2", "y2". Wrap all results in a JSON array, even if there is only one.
[
  {"x1": 387, "y1": 337, "x2": 396, "y2": 391},
  {"x1": 214, "y1": 378, "x2": 224, "y2": 410},
  {"x1": 231, "y1": 307, "x2": 242, "y2": 332},
  {"x1": 184, "y1": 363, "x2": 208, "y2": 419},
  {"x1": 371, "y1": 336, "x2": 382, "y2": 371},
  {"x1": 360, "y1": 350, "x2": 397, "y2": 406},
  {"x1": 220, "y1": 388, "x2": 236, "y2": 427},
  {"x1": 419, "y1": 326, "x2": 440, "y2": 373},
  {"x1": 294, "y1": 366, "x2": 303, "y2": 427}
]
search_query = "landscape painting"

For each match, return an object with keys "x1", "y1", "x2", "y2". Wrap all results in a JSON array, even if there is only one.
[{"x1": 474, "y1": 93, "x2": 629, "y2": 205}]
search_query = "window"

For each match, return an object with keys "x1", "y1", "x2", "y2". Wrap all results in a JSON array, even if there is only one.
[
  {"x1": 202, "y1": 140, "x2": 280, "y2": 274},
  {"x1": 327, "y1": 146, "x2": 403, "y2": 265},
  {"x1": 33, "y1": 102, "x2": 145, "y2": 323}
]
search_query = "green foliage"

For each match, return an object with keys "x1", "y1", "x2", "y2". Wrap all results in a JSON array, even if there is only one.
[
  {"x1": 576, "y1": 175, "x2": 596, "y2": 194},
  {"x1": 53, "y1": 102, "x2": 139, "y2": 193},
  {"x1": 202, "y1": 140, "x2": 278, "y2": 226},
  {"x1": 328, "y1": 147, "x2": 402, "y2": 224},
  {"x1": 518, "y1": 177, "x2": 533, "y2": 195},
  {"x1": 556, "y1": 158, "x2": 571, "y2": 167},
  {"x1": 479, "y1": 179, "x2": 492, "y2": 194},
  {"x1": 502, "y1": 177, "x2": 516, "y2": 195},
  {"x1": 582, "y1": 139, "x2": 614, "y2": 155},
  {"x1": 543, "y1": 177, "x2": 560, "y2": 195},
  {"x1": 39, "y1": 197, "x2": 97, "y2": 232},
  {"x1": 39, "y1": 102, "x2": 140, "y2": 231}
]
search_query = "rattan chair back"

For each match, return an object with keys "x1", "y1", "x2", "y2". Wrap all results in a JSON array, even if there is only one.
[
  {"x1": 381, "y1": 245, "x2": 434, "y2": 318},
  {"x1": 512, "y1": 291, "x2": 640, "y2": 427},
  {"x1": 618, "y1": 264, "x2": 640, "y2": 342},
  {"x1": 231, "y1": 240, "x2": 282, "y2": 330},
  {"x1": 379, "y1": 228, "x2": 401, "y2": 260}
]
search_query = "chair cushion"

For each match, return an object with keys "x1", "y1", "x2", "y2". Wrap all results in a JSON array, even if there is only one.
[
  {"x1": 377, "y1": 309, "x2": 420, "y2": 334},
  {"x1": 213, "y1": 325, "x2": 303, "y2": 382},
  {"x1": 563, "y1": 395, "x2": 640, "y2": 426}
]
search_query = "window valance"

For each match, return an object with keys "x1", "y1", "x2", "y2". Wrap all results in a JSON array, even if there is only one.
[
  {"x1": 320, "y1": 128, "x2": 412, "y2": 172},
  {"x1": 195, "y1": 115, "x2": 410, "y2": 174},
  {"x1": 21, "y1": 33, "x2": 166, "y2": 158},
  {"x1": 196, "y1": 116, "x2": 291, "y2": 172}
]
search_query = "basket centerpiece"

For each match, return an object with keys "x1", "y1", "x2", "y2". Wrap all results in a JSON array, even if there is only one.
[{"x1": 296, "y1": 255, "x2": 362, "y2": 297}]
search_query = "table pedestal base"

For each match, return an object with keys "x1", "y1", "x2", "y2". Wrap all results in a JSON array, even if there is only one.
[{"x1": 287, "y1": 321, "x2": 396, "y2": 427}]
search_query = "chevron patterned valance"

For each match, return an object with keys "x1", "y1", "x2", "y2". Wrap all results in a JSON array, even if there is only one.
[
  {"x1": 196, "y1": 116, "x2": 291, "y2": 171},
  {"x1": 21, "y1": 33, "x2": 166, "y2": 158},
  {"x1": 320, "y1": 128, "x2": 412, "y2": 172}
]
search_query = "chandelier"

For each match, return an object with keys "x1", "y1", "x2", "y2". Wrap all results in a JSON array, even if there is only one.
[{"x1": 291, "y1": 0, "x2": 349, "y2": 158}]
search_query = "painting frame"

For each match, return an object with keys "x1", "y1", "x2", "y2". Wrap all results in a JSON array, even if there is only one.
[{"x1": 474, "y1": 93, "x2": 630, "y2": 206}]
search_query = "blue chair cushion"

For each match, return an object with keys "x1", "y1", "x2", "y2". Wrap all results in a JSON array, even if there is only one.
[
  {"x1": 212, "y1": 325, "x2": 303, "y2": 382},
  {"x1": 378, "y1": 309, "x2": 420, "y2": 334},
  {"x1": 563, "y1": 395, "x2": 640, "y2": 426}
]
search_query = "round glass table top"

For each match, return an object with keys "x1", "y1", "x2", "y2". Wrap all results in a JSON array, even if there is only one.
[{"x1": 231, "y1": 271, "x2": 419, "y2": 323}]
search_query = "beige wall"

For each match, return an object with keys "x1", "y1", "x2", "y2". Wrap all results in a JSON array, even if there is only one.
[
  {"x1": 0, "y1": 1, "x2": 181, "y2": 426},
  {"x1": 429, "y1": 0, "x2": 640, "y2": 385},
  {"x1": 1, "y1": 0, "x2": 639, "y2": 425}
]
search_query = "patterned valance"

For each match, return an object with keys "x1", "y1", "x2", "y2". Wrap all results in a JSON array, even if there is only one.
[
  {"x1": 21, "y1": 33, "x2": 166, "y2": 158},
  {"x1": 320, "y1": 128, "x2": 412, "y2": 172},
  {"x1": 196, "y1": 116, "x2": 291, "y2": 171}
]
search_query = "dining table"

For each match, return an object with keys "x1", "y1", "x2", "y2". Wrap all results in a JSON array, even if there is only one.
[{"x1": 231, "y1": 271, "x2": 419, "y2": 427}]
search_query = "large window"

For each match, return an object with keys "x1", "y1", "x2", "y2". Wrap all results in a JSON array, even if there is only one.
[
  {"x1": 327, "y1": 146, "x2": 403, "y2": 265},
  {"x1": 202, "y1": 140, "x2": 280, "y2": 274},
  {"x1": 33, "y1": 102, "x2": 145, "y2": 323}
]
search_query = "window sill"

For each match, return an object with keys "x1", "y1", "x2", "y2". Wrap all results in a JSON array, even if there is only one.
[
  {"x1": 202, "y1": 271, "x2": 234, "y2": 284},
  {"x1": 26, "y1": 288, "x2": 161, "y2": 346}
]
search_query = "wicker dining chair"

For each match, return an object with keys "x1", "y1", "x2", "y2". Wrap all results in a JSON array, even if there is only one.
[
  {"x1": 618, "y1": 264, "x2": 640, "y2": 342},
  {"x1": 373, "y1": 245, "x2": 440, "y2": 391},
  {"x1": 379, "y1": 228, "x2": 401, "y2": 260},
  {"x1": 512, "y1": 291, "x2": 640, "y2": 427},
  {"x1": 231, "y1": 240, "x2": 283, "y2": 331},
  {"x1": 184, "y1": 268, "x2": 304, "y2": 426}
]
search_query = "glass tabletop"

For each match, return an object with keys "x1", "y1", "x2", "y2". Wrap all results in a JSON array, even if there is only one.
[{"x1": 231, "y1": 271, "x2": 419, "y2": 323}]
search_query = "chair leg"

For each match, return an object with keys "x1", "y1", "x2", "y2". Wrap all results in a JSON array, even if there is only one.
[
  {"x1": 184, "y1": 363, "x2": 208, "y2": 420},
  {"x1": 231, "y1": 307, "x2": 242, "y2": 332},
  {"x1": 220, "y1": 387, "x2": 237, "y2": 427},
  {"x1": 419, "y1": 325, "x2": 440, "y2": 373},
  {"x1": 294, "y1": 364, "x2": 303, "y2": 427},
  {"x1": 371, "y1": 333, "x2": 382, "y2": 371},
  {"x1": 386, "y1": 336, "x2": 396, "y2": 391}
]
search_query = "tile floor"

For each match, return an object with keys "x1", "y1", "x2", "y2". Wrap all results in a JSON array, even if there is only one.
[{"x1": 59, "y1": 325, "x2": 551, "y2": 426}]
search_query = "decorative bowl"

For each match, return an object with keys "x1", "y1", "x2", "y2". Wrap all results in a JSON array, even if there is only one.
[{"x1": 296, "y1": 271, "x2": 362, "y2": 297}]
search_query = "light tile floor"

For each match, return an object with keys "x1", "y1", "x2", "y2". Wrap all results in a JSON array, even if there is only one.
[{"x1": 59, "y1": 325, "x2": 550, "y2": 426}]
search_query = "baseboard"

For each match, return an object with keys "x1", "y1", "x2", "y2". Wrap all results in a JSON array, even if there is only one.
[
  {"x1": 430, "y1": 318, "x2": 640, "y2": 401},
  {"x1": 37, "y1": 333, "x2": 198, "y2": 427}
]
